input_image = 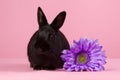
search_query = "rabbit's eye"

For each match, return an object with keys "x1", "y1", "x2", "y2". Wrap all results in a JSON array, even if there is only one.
[{"x1": 49, "y1": 34, "x2": 55, "y2": 41}]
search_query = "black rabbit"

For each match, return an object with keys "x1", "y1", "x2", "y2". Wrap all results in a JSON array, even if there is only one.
[{"x1": 27, "y1": 7, "x2": 70, "y2": 70}]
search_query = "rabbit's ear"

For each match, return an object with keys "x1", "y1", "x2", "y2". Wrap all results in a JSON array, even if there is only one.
[
  {"x1": 50, "y1": 11, "x2": 66, "y2": 31},
  {"x1": 37, "y1": 7, "x2": 48, "y2": 27}
]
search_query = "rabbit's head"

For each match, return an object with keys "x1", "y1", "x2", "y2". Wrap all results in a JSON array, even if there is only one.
[{"x1": 35, "y1": 7, "x2": 66, "y2": 52}]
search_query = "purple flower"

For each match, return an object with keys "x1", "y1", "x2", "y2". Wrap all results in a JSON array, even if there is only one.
[{"x1": 61, "y1": 38, "x2": 106, "y2": 71}]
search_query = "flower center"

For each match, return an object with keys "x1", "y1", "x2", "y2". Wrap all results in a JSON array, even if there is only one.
[
  {"x1": 79, "y1": 56, "x2": 85, "y2": 62},
  {"x1": 76, "y1": 52, "x2": 88, "y2": 64}
]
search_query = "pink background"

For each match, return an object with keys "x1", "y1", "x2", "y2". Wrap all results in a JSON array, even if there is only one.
[{"x1": 0, "y1": 0, "x2": 120, "y2": 58}]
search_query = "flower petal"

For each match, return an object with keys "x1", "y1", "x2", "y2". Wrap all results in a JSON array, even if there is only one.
[
  {"x1": 67, "y1": 65, "x2": 76, "y2": 71},
  {"x1": 70, "y1": 45, "x2": 80, "y2": 54},
  {"x1": 87, "y1": 39, "x2": 99, "y2": 52},
  {"x1": 75, "y1": 65, "x2": 80, "y2": 71}
]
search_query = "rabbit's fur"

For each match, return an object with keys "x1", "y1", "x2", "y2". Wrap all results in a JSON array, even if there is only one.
[{"x1": 27, "y1": 7, "x2": 69, "y2": 70}]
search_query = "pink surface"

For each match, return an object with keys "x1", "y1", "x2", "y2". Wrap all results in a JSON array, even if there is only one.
[
  {"x1": 0, "y1": 59, "x2": 120, "y2": 80},
  {"x1": 0, "y1": 0, "x2": 120, "y2": 58}
]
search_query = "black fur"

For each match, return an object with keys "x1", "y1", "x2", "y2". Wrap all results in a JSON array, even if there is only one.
[{"x1": 27, "y1": 7, "x2": 70, "y2": 70}]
